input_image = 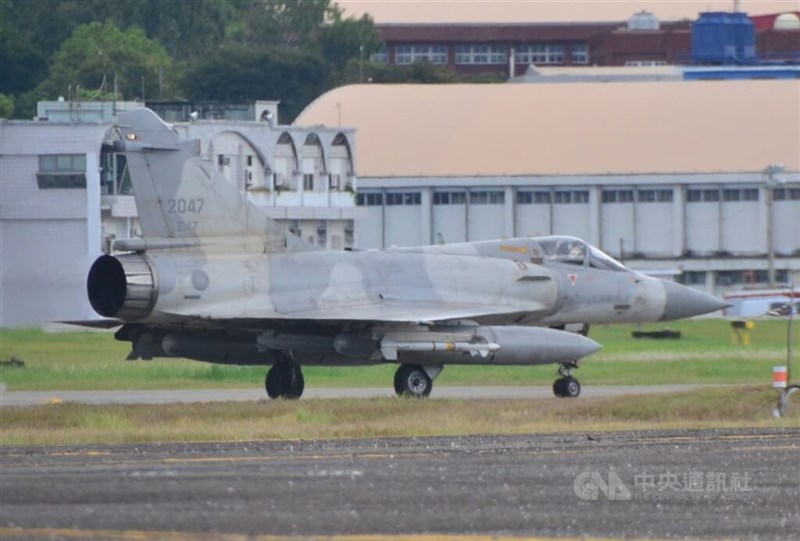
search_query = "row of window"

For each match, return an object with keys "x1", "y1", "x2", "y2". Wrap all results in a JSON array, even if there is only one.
[
  {"x1": 395, "y1": 45, "x2": 448, "y2": 65},
  {"x1": 680, "y1": 270, "x2": 790, "y2": 286},
  {"x1": 392, "y1": 43, "x2": 589, "y2": 66},
  {"x1": 358, "y1": 187, "x2": 800, "y2": 207}
]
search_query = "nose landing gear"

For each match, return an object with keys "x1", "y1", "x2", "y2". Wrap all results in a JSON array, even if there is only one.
[{"x1": 553, "y1": 361, "x2": 581, "y2": 398}]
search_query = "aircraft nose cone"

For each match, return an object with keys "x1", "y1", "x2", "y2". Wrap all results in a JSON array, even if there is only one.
[{"x1": 660, "y1": 281, "x2": 730, "y2": 321}]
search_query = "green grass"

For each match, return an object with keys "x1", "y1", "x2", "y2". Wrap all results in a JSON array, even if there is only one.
[
  {"x1": 0, "y1": 319, "x2": 795, "y2": 391},
  {"x1": 1, "y1": 387, "x2": 796, "y2": 446}
]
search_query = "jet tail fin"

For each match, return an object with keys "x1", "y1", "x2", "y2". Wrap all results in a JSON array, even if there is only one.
[{"x1": 114, "y1": 108, "x2": 307, "y2": 250}]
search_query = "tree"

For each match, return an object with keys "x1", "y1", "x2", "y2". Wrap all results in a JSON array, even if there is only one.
[
  {"x1": 234, "y1": 0, "x2": 336, "y2": 49},
  {"x1": 0, "y1": 93, "x2": 14, "y2": 118},
  {"x1": 181, "y1": 45, "x2": 328, "y2": 122},
  {"x1": 320, "y1": 13, "x2": 380, "y2": 73},
  {"x1": 36, "y1": 21, "x2": 173, "y2": 101}
]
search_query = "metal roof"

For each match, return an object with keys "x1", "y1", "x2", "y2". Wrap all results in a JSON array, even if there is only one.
[{"x1": 294, "y1": 80, "x2": 800, "y2": 177}]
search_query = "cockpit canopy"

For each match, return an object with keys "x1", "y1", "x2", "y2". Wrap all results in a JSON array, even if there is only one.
[{"x1": 534, "y1": 236, "x2": 627, "y2": 272}]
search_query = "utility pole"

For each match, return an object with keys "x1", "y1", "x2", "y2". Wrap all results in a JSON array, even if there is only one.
[{"x1": 764, "y1": 164, "x2": 784, "y2": 288}]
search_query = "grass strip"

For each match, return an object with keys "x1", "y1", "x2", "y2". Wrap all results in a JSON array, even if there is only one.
[
  {"x1": 1, "y1": 387, "x2": 796, "y2": 447},
  {"x1": 0, "y1": 319, "x2": 795, "y2": 391}
]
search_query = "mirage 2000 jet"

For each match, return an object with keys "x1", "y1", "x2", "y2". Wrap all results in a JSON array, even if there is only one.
[{"x1": 80, "y1": 108, "x2": 728, "y2": 399}]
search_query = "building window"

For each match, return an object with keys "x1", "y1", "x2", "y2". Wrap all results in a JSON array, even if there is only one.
[
  {"x1": 316, "y1": 224, "x2": 327, "y2": 247},
  {"x1": 395, "y1": 44, "x2": 448, "y2": 65},
  {"x1": 638, "y1": 189, "x2": 673, "y2": 203},
  {"x1": 386, "y1": 192, "x2": 421, "y2": 206},
  {"x1": 469, "y1": 191, "x2": 505, "y2": 205},
  {"x1": 37, "y1": 154, "x2": 87, "y2": 189},
  {"x1": 455, "y1": 44, "x2": 507, "y2": 64},
  {"x1": 571, "y1": 43, "x2": 589, "y2": 64},
  {"x1": 517, "y1": 43, "x2": 565, "y2": 64},
  {"x1": 434, "y1": 191, "x2": 466, "y2": 205},
  {"x1": 555, "y1": 190, "x2": 589, "y2": 204},
  {"x1": 774, "y1": 188, "x2": 800, "y2": 201},
  {"x1": 723, "y1": 188, "x2": 760, "y2": 202},
  {"x1": 742, "y1": 188, "x2": 759, "y2": 201},
  {"x1": 682, "y1": 271, "x2": 707, "y2": 285},
  {"x1": 370, "y1": 46, "x2": 388, "y2": 64},
  {"x1": 356, "y1": 192, "x2": 384, "y2": 206},
  {"x1": 303, "y1": 174, "x2": 314, "y2": 191},
  {"x1": 602, "y1": 189, "x2": 634, "y2": 203},
  {"x1": 716, "y1": 270, "x2": 743, "y2": 286},
  {"x1": 687, "y1": 189, "x2": 720, "y2": 202},
  {"x1": 517, "y1": 190, "x2": 551, "y2": 204}
]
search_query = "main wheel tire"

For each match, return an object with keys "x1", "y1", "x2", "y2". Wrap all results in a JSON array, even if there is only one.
[
  {"x1": 265, "y1": 363, "x2": 305, "y2": 399},
  {"x1": 553, "y1": 377, "x2": 581, "y2": 398},
  {"x1": 553, "y1": 378, "x2": 567, "y2": 398},
  {"x1": 564, "y1": 376, "x2": 581, "y2": 398},
  {"x1": 395, "y1": 364, "x2": 432, "y2": 398}
]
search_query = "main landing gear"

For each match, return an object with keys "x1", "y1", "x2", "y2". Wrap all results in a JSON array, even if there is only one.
[
  {"x1": 553, "y1": 361, "x2": 581, "y2": 398},
  {"x1": 394, "y1": 364, "x2": 437, "y2": 398},
  {"x1": 265, "y1": 362, "x2": 305, "y2": 399}
]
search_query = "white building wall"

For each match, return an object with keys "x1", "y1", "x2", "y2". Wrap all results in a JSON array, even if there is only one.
[
  {"x1": 685, "y1": 201, "x2": 721, "y2": 255},
  {"x1": 433, "y1": 205, "x2": 467, "y2": 243},
  {"x1": 356, "y1": 207, "x2": 385, "y2": 248},
  {"x1": 1, "y1": 122, "x2": 109, "y2": 326},
  {"x1": 467, "y1": 204, "x2": 505, "y2": 241},
  {"x1": 355, "y1": 172, "x2": 800, "y2": 295},
  {"x1": 721, "y1": 201, "x2": 762, "y2": 255},
  {"x1": 515, "y1": 203, "x2": 551, "y2": 237},
  {"x1": 600, "y1": 202, "x2": 634, "y2": 257},
  {"x1": 552, "y1": 203, "x2": 591, "y2": 238},
  {"x1": 774, "y1": 200, "x2": 800, "y2": 255},
  {"x1": 634, "y1": 202, "x2": 673, "y2": 257},
  {"x1": 385, "y1": 207, "x2": 423, "y2": 246}
]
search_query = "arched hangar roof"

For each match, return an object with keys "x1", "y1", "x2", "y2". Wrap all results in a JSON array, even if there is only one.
[{"x1": 294, "y1": 81, "x2": 799, "y2": 177}]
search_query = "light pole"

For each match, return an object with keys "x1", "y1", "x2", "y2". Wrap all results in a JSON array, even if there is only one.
[
  {"x1": 764, "y1": 164, "x2": 784, "y2": 288},
  {"x1": 773, "y1": 280, "x2": 798, "y2": 418},
  {"x1": 359, "y1": 44, "x2": 364, "y2": 83}
]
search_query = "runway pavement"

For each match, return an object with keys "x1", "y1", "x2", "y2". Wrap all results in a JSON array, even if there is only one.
[
  {"x1": 1, "y1": 428, "x2": 798, "y2": 539},
  {"x1": 0, "y1": 384, "x2": 719, "y2": 407}
]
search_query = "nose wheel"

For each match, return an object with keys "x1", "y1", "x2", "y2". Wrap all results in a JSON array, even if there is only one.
[
  {"x1": 265, "y1": 362, "x2": 305, "y2": 399},
  {"x1": 553, "y1": 361, "x2": 581, "y2": 398}
]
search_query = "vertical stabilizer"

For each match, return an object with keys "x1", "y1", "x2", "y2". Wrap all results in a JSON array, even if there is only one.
[{"x1": 114, "y1": 108, "x2": 301, "y2": 248}]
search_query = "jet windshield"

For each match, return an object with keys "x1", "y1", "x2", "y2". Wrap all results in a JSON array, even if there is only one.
[{"x1": 535, "y1": 236, "x2": 628, "y2": 272}]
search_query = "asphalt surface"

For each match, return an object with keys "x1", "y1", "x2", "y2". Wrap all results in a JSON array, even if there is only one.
[
  {"x1": 0, "y1": 384, "x2": 718, "y2": 407},
  {"x1": 1, "y1": 429, "x2": 798, "y2": 540}
]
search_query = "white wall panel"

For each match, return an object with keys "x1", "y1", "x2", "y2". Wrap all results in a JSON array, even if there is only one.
[
  {"x1": 515, "y1": 205, "x2": 551, "y2": 238},
  {"x1": 1, "y1": 219, "x2": 93, "y2": 326},
  {"x1": 600, "y1": 203, "x2": 634, "y2": 257},
  {"x1": 432, "y1": 206, "x2": 467, "y2": 244}
]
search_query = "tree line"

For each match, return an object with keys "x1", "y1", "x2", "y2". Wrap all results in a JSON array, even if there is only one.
[
  {"x1": 0, "y1": 0, "x2": 382, "y2": 121},
  {"x1": 0, "y1": 0, "x2": 504, "y2": 121}
]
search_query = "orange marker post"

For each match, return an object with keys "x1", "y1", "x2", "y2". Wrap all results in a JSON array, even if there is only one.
[{"x1": 773, "y1": 366, "x2": 788, "y2": 389}]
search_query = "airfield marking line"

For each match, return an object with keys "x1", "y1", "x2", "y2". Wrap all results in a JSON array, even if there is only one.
[
  {"x1": 0, "y1": 529, "x2": 672, "y2": 541},
  {"x1": 728, "y1": 445, "x2": 800, "y2": 453}
]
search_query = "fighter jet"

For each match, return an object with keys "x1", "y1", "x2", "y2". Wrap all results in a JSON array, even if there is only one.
[{"x1": 82, "y1": 108, "x2": 728, "y2": 399}]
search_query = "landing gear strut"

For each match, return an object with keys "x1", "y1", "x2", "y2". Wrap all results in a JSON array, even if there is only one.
[
  {"x1": 265, "y1": 362, "x2": 305, "y2": 399},
  {"x1": 394, "y1": 364, "x2": 434, "y2": 398},
  {"x1": 553, "y1": 361, "x2": 581, "y2": 398}
]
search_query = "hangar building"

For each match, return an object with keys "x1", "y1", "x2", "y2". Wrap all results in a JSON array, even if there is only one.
[{"x1": 294, "y1": 80, "x2": 800, "y2": 296}]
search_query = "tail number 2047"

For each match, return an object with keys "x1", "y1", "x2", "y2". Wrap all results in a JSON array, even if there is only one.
[{"x1": 168, "y1": 198, "x2": 205, "y2": 215}]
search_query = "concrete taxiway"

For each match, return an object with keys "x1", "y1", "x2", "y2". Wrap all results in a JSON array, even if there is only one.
[
  {"x1": 0, "y1": 384, "x2": 719, "y2": 407},
  {"x1": 1, "y1": 429, "x2": 798, "y2": 539}
]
